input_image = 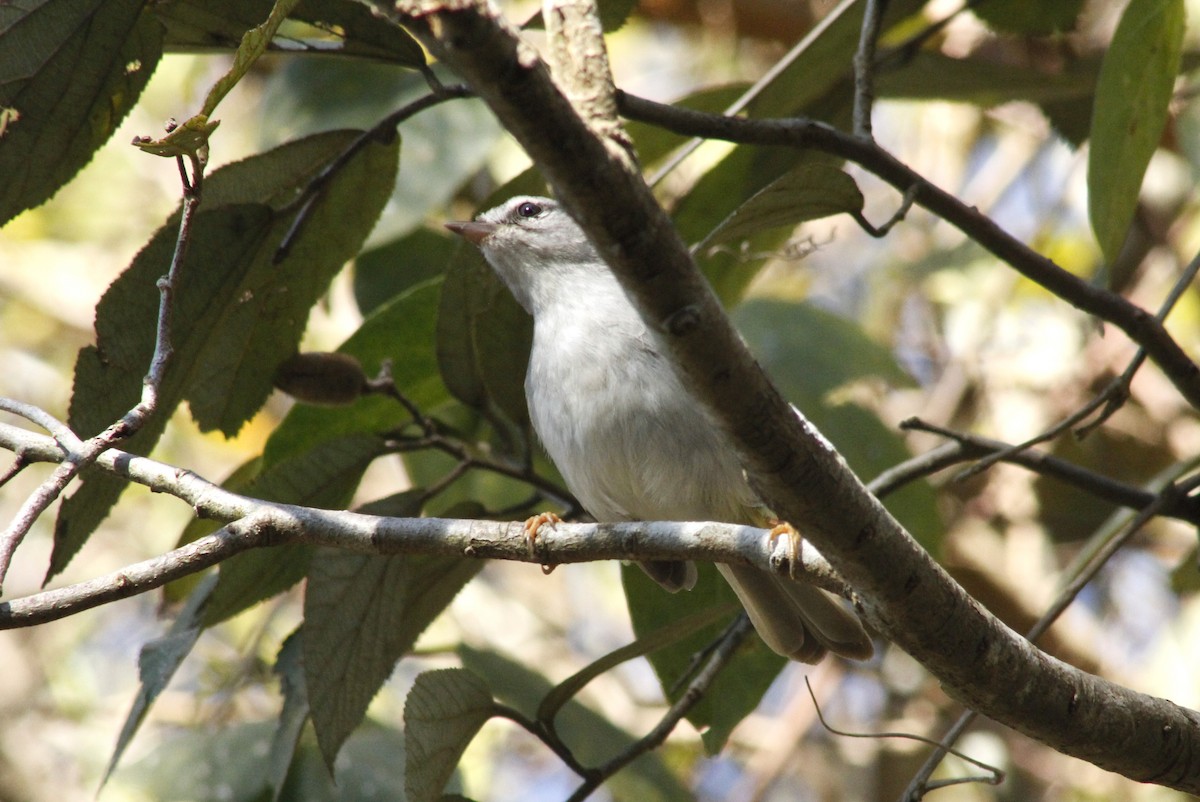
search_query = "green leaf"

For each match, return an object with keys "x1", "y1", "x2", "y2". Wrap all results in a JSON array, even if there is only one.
[
  {"x1": 103, "y1": 573, "x2": 216, "y2": 787},
  {"x1": 457, "y1": 646, "x2": 690, "y2": 801},
  {"x1": 263, "y1": 278, "x2": 448, "y2": 468},
  {"x1": 0, "y1": 0, "x2": 163, "y2": 225},
  {"x1": 700, "y1": 163, "x2": 864, "y2": 251},
  {"x1": 403, "y1": 669, "x2": 494, "y2": 802},
  {"x1": 973, "y1": 0, "x2": 1085, "y2": 34},
  {"x1": 114, "y1": 718, "x2": 408, "y2": 802},
  {"x1": 621, "y1": 563, "x2": 785, "y2": 753},
  {"x1": 436, "y1": 242, "x2": 533, "y2": 437},
  {"x1": 202, "y1": 434, "x2": 389, "y2": 626},
  {"x1": 1088, "y1": 0, "x2": 1185, "y2": 267},
  {"x1": 306, "y1": 491, "x2": 482, "y2": 768},
  {"x1": 155, "y1": 0, "x2": 427, "y2": 66},
  {"x1": 672, "y1": 150, "x2": 840, "y2": 304},
  {"x1": 733, "y1": 299, "x2": 941, "y2": 550},
  {"x1": 268, "y1": 630, "x2": 310, "y2": 802},
  {"x1": 536, "y1": 601, "x2": 736, "y2": 723},
  {"x1": 260, "y1": 63, "x2": 501, "y2": 244},
  {"x1": 52, "y1": 129, "x2": 398, "y2": 577},
  {"x1": 354, "y1": 227, "x2": 454, "y2": 316}
]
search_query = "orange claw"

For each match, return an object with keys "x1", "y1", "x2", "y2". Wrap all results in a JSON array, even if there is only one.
[
  {"x1": 767, "y1": 520, "x2": 802, "y2": 579},
  {"x1": 522, "y1": 511, "x2": 563, "y2": 562}
]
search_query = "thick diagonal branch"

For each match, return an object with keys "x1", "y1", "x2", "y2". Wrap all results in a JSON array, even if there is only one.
[{"x1": 391, "y1": 2, "x2": 1200, "y2": 792}]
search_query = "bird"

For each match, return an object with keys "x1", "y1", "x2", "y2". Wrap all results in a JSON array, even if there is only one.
[{"x1": 446, "y1": 195, "x2": 872, "y2": 663}]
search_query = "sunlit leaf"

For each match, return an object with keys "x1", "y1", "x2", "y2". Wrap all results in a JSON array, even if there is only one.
[
  {"x1": 700, "y1": 163, "x2": 864, "y2": 251},
  {"x1": 0, "y1": 0, "x2": 162, "y2": 225}
]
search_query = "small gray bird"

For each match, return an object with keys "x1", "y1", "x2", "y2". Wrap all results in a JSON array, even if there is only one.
[{"x1": 446, "y1": 196, "x2": 872, "y2": 663}]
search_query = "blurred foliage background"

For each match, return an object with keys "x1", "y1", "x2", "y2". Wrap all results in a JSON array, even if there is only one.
[{"x1": 2, "y1": 0, "x2": 1200, "y2": 799}]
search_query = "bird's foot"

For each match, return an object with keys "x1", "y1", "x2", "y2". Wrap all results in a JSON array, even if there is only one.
[
  {"x1": 766, "y1": 520, "x2": 802, "y2": 579},
  {"x1": 522, "y1": 511, "x2": 563, "y2": 568}
]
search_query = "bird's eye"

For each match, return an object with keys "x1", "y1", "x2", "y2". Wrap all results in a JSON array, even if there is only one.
[{"x1": 516, "y1": 201, "x2": 542, "y2": 219}]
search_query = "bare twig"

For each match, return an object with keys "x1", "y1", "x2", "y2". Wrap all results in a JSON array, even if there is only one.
[
  {"x1": 954, "y1": 246, "x2": 1200, "y2": 481},
  {"x1": 895, "y1": 418, "x2": 1200, "y2": 524},
  {"x1": 852, "y1": 0, "x2": 888, "y2": 139},
  {"x1": 0, "y1": 144, "x2": 207, "y2": 591},
  {"x1": 615, "y1": 92, "x2": 1200, "y2": 410},
  {"x1": 804, "y1": 678, "x2": 1004, "y2": 793},
  {"x1": 273, "y1": 83, "x2": 475, "y2": 262},
  {"x1": 565, "y1": 615, "x2": 754, "y2": 802}
]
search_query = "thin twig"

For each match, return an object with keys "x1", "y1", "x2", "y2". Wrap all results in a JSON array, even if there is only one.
[
  {"x1": 0, "y1": 146, "x2": 206, "y2": 591},
  {"x1": 954, "y1": 246, "x2": 1200, "y2": 481},
  {"x1": 804, "y1": 678, "x2": 1003, "y2": 793},
  {"x1": 615, "y1": 92, "x2": 1200, "y2": 410},
  {"x1": 273, "y1": 83, "x2": 474, "y2": 261},
  {"x1": 852, "y1": 0, "x2": 888, "y2": 139},
  {"x1": 565, "y1": 615, "x2": 754, "y2": 802},
  {"x1": 895, "y1": 418, "x2": 1200, "y2": 524}
]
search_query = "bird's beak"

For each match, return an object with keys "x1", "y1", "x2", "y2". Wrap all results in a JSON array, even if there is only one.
[{"x1": 444, "y1": 220, "x2": 498, "y2": 246}]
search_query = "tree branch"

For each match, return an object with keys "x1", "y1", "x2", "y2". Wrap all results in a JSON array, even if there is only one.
[
  {"x1": 386, "y1": 2, "x2": 1200, "y2": 792},
  {"x1": 0, "y1": 422, "x2": 854, "y2": 629},
  {"x1": 613, "y1": 91, "x2": 1200, "y2": 411}
]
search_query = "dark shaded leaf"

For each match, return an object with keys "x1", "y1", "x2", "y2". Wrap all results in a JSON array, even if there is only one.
[
  {"x1": 268, "y1": 630, "x2": 310, "y2": 802},
  {"x1": 263, "y1": 278, "x2": 447, "y2": 468},
  {"x1": 156, "y1": 0, "x2": 426, "y2": 66},
  {"x1": 0, "y1": 0, "x2": 162, "y2": 225},
  {"x1": 53, "y1": 130, "x2": 398, "y2": 577},
  {"x1": 354, "y1": 227, "x2": 454, "y2": 316},
  {"x1": 973, "y1": 0, "x2": 1085, "y2": 34},
  {"x1": 202, "y1": 434, "x2": 389, "y2": 626},
  {"x1": 403, "y1": 669, "x2": 494, "y2": 802},
  {"x1": 306, "y1": 492, "x2": 481, "y2": 768}
]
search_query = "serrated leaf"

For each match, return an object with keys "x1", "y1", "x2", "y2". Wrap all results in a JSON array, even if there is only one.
[
  {"x1": 403, "y1": 669, "x2": 494, "y2": 802},
  {"x1": 622, "y1": 562, "x2": 785, "y2": 753},
  {"x1": 156, "y1": 0, "x2": 427, "y2": 66},
  {"x1": 307, "y1": 490, "x2": 481, "y2": 769},
  {"x1": 201, "y1": 434, "x2": 388, "y2": 626},
  {"x1": 701, "y1": 163, "x2": 864, "y2": 251},
  {"x1": 103, "y1": 573, "x2": 216, "y2": 786},
  {"x1": 268, "y1": 630, "x2": 309, "y2": 802},
  {"x1": 0, "y1": 0, "x2": 162, "y2": 225},
  {"x1": 52, "y1": 129, "x2": 398, "y2": 578},
  {"x1": 1088, "y1": 0, "x2": 1185, "y2": 267},
  {"x1": 263, "y1": 278, "x2": 447, "y2": 468}
]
